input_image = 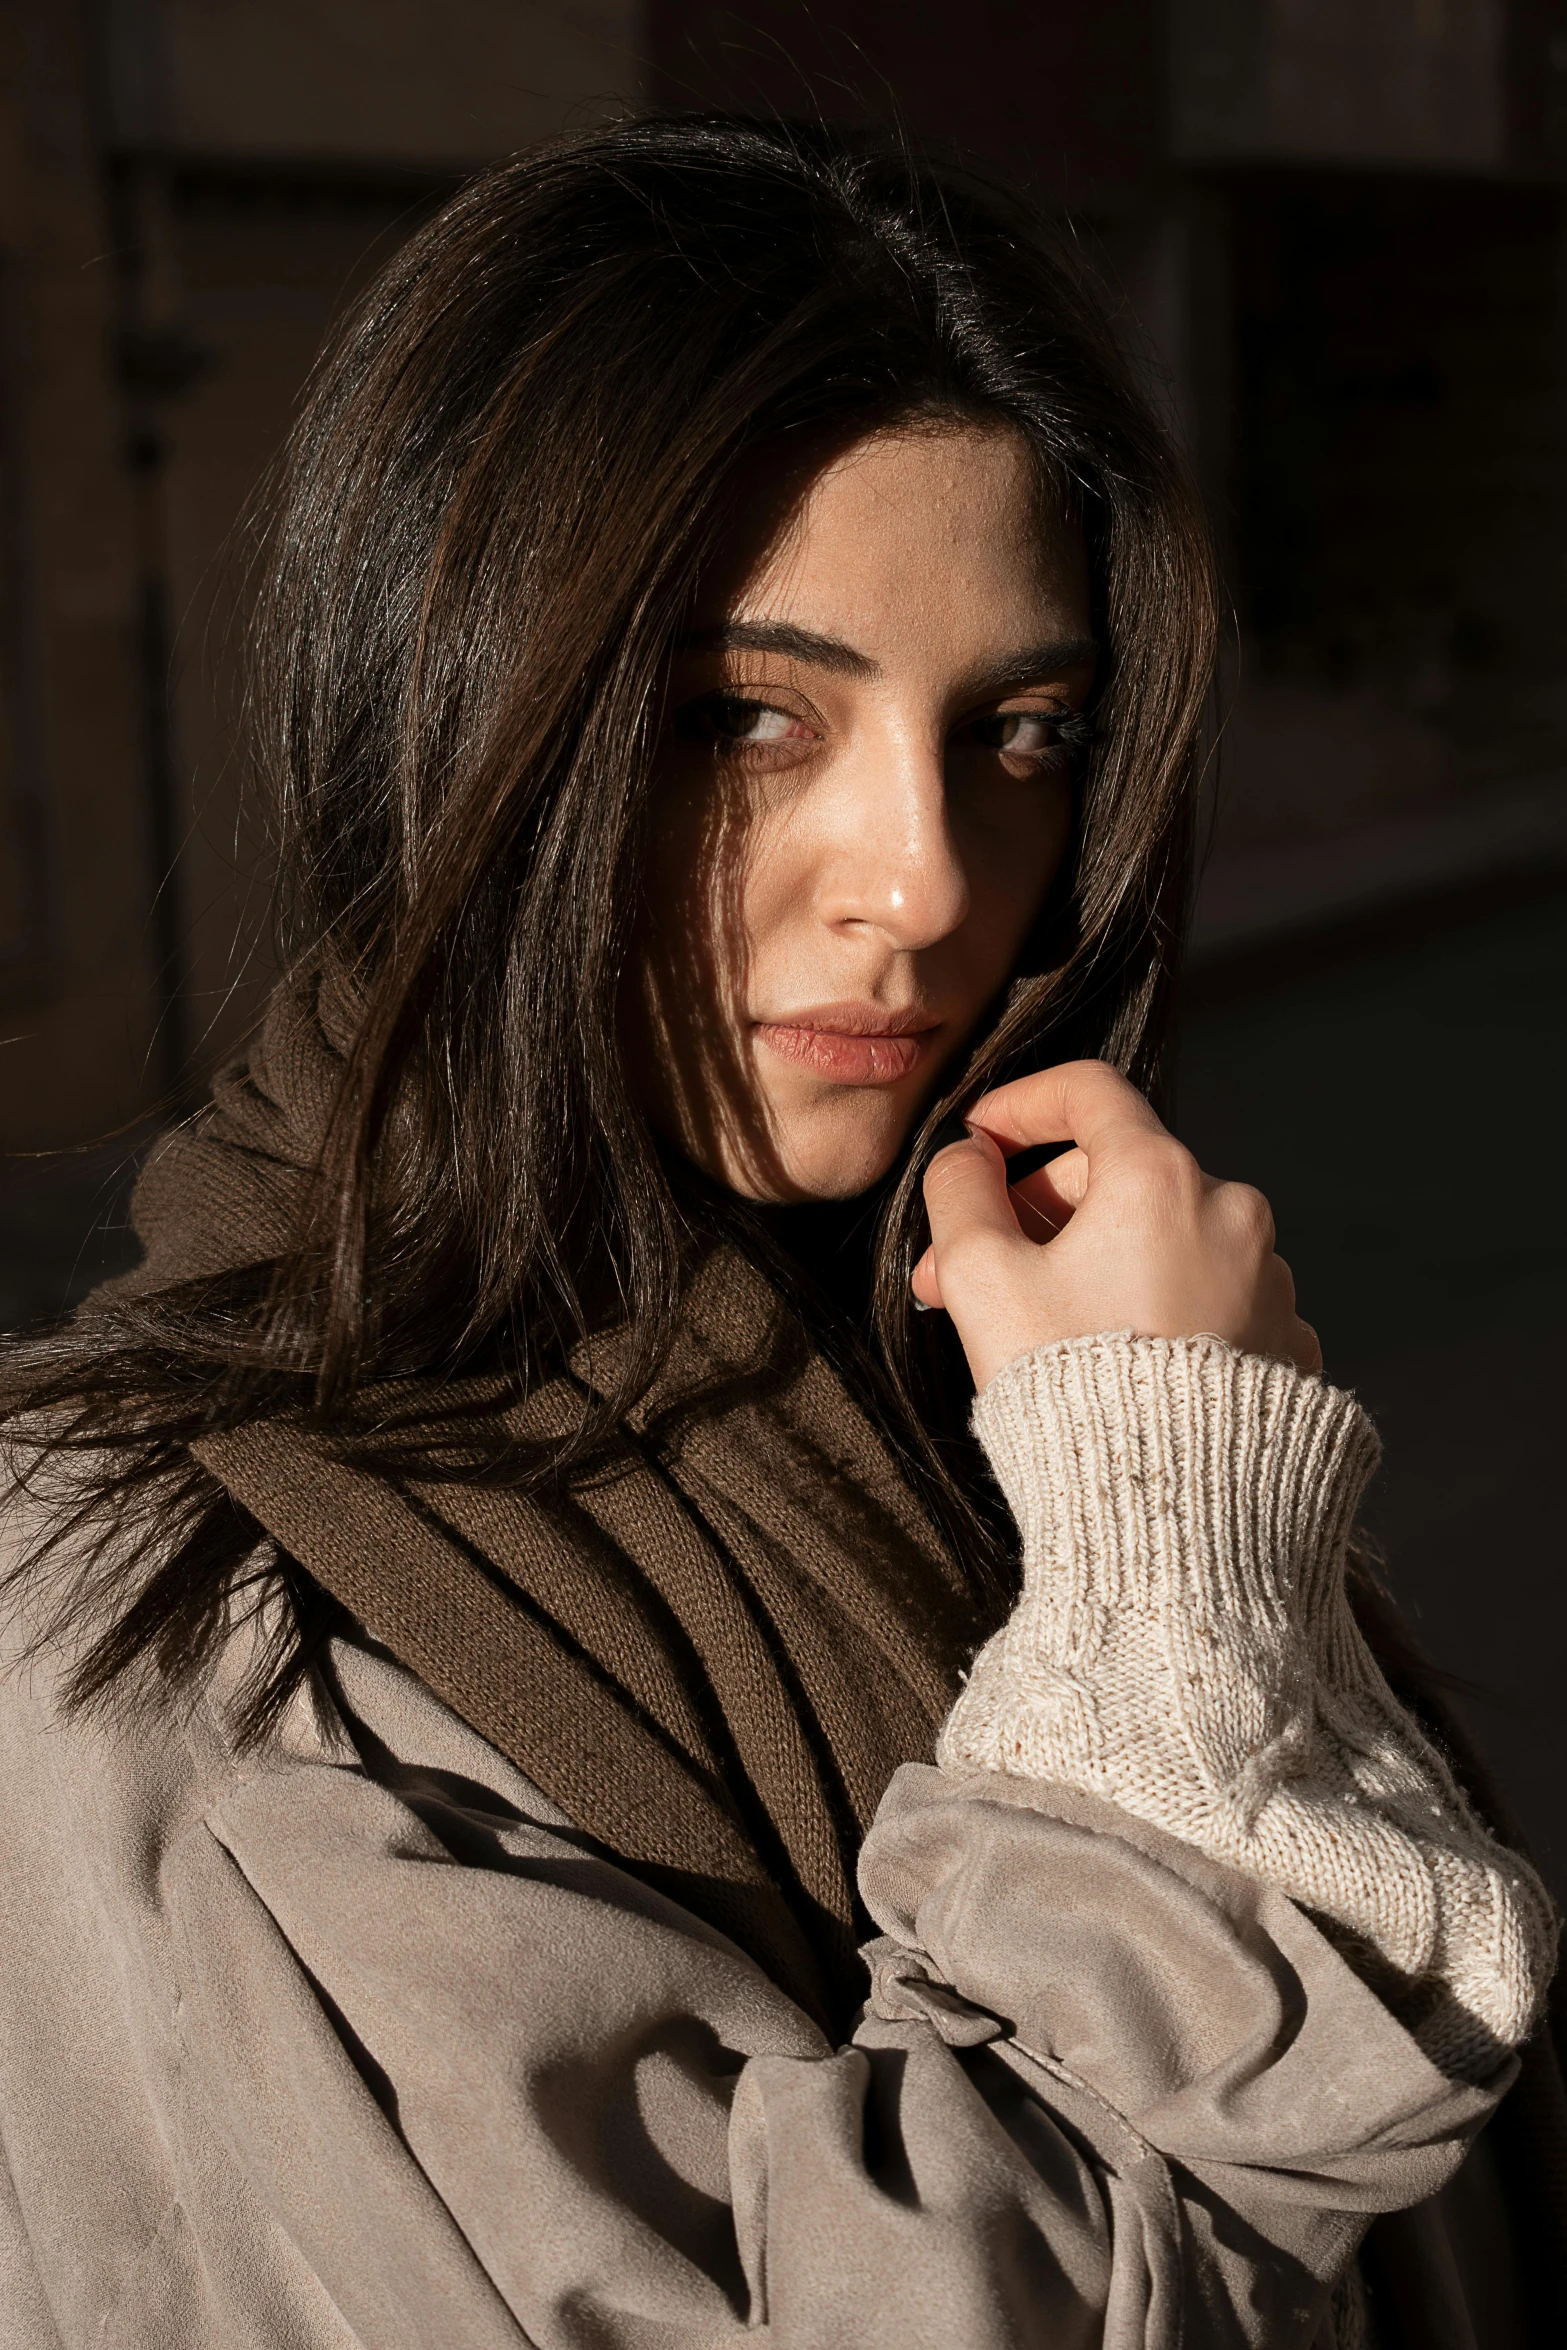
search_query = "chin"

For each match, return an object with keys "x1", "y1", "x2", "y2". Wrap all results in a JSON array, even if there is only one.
[{"x1": 751, "y1": 1094, "x2": 917, "y2": 1203}]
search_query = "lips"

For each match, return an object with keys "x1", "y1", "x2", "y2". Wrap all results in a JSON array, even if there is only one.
[{"x1": 753, "y1": 1004, "x2": 940, "y2": 1085}]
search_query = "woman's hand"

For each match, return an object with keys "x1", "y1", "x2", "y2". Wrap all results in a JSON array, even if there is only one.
[{"x1": 912, "y1": 1060, "x2": 1320, "y2": 1391}]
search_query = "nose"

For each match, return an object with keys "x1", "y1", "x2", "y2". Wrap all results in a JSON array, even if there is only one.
[{"x1": 814, "y1": 727, "x2": 969, "y2": 951}]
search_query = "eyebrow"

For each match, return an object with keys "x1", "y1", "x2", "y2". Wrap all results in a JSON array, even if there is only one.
[
  {"x1": 680, "y1": 620, "x2": 879, "y2": 676},
  {"x1": 958, "y1": 638, "x2": 1100, "y2": 700},
  {"x1": 678, "y1": 619, "x2": 1099, "y2": 694}
]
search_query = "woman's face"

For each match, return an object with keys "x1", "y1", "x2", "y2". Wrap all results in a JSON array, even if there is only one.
[{"x1": 633, "y1": 423, "x2": 1095, "y2": 1202}]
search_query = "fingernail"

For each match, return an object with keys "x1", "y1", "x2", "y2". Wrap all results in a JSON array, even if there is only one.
[{"x1": 912, "y1": 1296, "x2": 934, "y2": 1313}]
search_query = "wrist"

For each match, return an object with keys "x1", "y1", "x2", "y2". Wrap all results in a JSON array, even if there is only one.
[{"x1": 969, "y1": 1329, "x2": 1377, "y2": 1635}]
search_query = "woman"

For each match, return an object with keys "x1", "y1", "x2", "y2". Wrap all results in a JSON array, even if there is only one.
[{"x1": 1, "y1": 117, "x2": 1560, "y2": 2348}]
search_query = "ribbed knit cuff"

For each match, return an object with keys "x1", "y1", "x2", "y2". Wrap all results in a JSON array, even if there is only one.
[
  {"x1": 939, "y1": 1333, "x2": 1557, "y2": 2075},
  {"x1": 975, "y1": 1331, "x2": 1378, "y2": 1685}
]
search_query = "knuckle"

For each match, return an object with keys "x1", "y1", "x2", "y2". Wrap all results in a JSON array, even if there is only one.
[
  {"x1": 1223, "y1": 1181, "x2": 1276, "y2": 1248},
  {"x1": 1076, "y1": 1057, "x2": 1134, "y2": 1105},
  {"x1": 1129, "y1": 1134, "x2": 1199, "y2": 1201}
]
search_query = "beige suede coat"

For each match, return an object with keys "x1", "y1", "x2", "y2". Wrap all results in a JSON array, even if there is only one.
[{"x1": 0, "y1": 1333, "x2": 1557, "y2": 2348}]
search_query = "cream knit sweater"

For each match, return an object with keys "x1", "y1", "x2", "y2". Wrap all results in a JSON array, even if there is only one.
[{"x1": 940, "y1": 1332, "x2": 1558, "y2": 2081}]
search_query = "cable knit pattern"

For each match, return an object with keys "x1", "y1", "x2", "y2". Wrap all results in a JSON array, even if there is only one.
[{"x1": 938, "y1": 1332, "x2": 1558, "y2": 2080}]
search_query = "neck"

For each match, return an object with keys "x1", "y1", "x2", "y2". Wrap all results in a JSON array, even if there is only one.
[{"x1": 751, "y1": 1187, "x2": 890, "y2": 1336}]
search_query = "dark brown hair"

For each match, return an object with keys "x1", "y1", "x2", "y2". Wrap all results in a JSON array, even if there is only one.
[{"x1": 3, "y1": 114, "x2": 1216, "y2": 1726}]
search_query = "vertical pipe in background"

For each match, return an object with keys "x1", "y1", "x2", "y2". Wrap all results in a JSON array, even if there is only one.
[
  {"x1": 0, "y1": 242, "x2": 55, "y2": 991},
  {"x1": 104, "y1": 154, "x2": 210, "y2": 1112}
]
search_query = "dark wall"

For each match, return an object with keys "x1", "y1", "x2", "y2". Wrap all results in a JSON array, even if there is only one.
[
  {"x1": 648, "y1": 0, "x2": 1163, "y2": 199},
  {"x1": 1230, "y1": 171, "x2": 1567, "y2": 781}
]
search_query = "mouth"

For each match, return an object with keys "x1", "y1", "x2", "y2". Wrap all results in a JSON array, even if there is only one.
[{"x1": 752, "y1": 1002, "x2": 942, "y2": 1085}]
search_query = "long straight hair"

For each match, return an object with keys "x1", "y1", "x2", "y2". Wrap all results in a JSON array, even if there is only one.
[{"x1": 3, "y1": 115, "x2": 1216, "y2": 1727}]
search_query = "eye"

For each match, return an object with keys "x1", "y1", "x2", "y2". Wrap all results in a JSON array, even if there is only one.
[
  {"x1": 678, "y1": 693, "x2": 815, "y2": 747},
  {"x1": 981, "y1": 712, "x2": 1055, "y2": 755},
  {"x1": 957, "y1": 706, "x2": 1095, "y2": 768}
]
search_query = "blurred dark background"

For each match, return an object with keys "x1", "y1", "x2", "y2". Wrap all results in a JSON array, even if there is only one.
[{"x1": 0, "y1": 2, "x2": 1563, "y2": 1886}]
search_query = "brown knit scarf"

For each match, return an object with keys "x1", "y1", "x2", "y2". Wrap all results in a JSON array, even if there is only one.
[{"x1": 130, "y1": 979, "x2": 984, "y2": 2033}]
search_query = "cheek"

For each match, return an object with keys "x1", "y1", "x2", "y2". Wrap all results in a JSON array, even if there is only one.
[
  {"x1": 644, "y1": 764, "x2": 809, "y2": 1031},
  {"x1": 645, "y1": 764, "x2": 753, "y2": 968},
  {"x1": 725, "y1": 801, "x2": 816, "y2": 979},
  {"x1": 959, "y1": 780, "x2": 1075, "y2": 961}
]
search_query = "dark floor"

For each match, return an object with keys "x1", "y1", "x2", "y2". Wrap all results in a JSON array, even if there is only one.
[
  {"x1": 1176, "y1": 886, "x2": 1567, "y2": 1899},
  {"x1": 4, "y1": 890, "x2": 1564, "y2": 1894}
]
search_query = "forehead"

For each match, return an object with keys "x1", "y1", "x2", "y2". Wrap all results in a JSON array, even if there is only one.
[{"x1": 699, "y1": 424, "x2": 1087, "y2": 641}]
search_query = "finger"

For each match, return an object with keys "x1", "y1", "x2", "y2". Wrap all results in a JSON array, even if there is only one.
[
  {"x1": 922, "y1": 1127, "x2": 1023, "y2": 1262},
  {"x1": 1009, "y1": 1145, "x2": 1089, "y2": 1233},
  {"x1": 1011, "y1": 1187, "x2": 1061, "y2": 1244},
  {"x1": 910, "y1": 1242, "x2": 944, "y2": 1310},
  {"x1": 967, "y1": 1059, "x2": 1167, "y2": 1165}
]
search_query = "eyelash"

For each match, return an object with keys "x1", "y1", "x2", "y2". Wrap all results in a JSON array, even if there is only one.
[
  {"x1": 961, "y1": 708, "x2": 1097, "y2": 765},
  {"x1": 679, "y1": 694, "x2": 1097, "y2": 769}
]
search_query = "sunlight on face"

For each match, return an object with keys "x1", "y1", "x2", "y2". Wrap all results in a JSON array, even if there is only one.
[{"x1": 632, "y1": 423, "x2": 1094, "y2": 1202}]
